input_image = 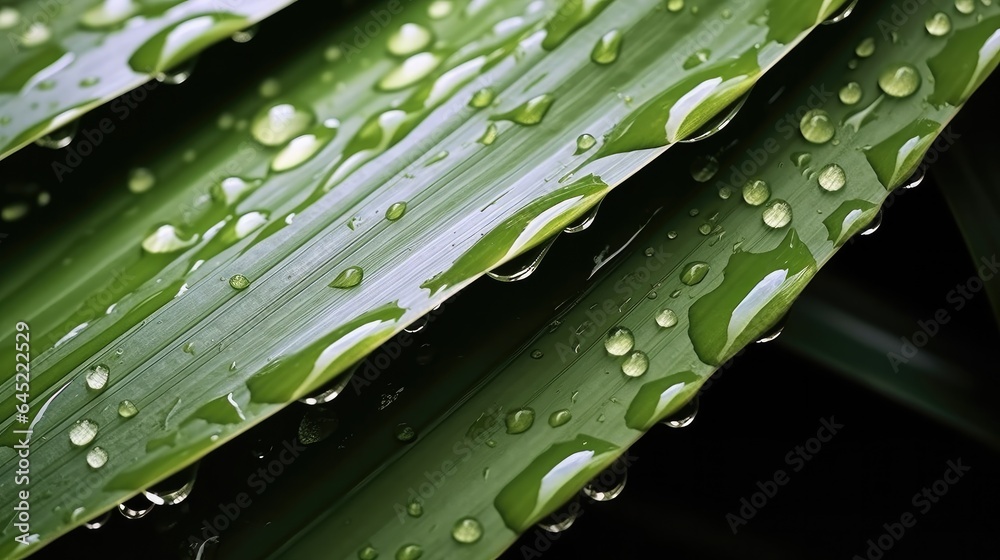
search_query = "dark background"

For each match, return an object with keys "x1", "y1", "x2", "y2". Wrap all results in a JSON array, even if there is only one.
[{"x1": 3, "y1": 1, "x2": 999, "y2": 558}]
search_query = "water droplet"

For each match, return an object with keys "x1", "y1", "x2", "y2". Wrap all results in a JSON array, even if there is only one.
[
  {"x1": 680, "y1": 262, "x2": 710, "y2": 286},
  {"x1": 505, "y1": 407, "x2": 535, "y2": 434},
  {"x1": 855, "y1": 37, "x2": 875, "y2": 57},
  {"x1": 478, "y1": 123, "x2": 499, "y2": 145},
  {"x1": 742, "y1": 179, "x2": 770, "y2": 206},
  {"x1": 229, "y1": 274, "x2": 250, "y2": 290},
  {"x1": 358, "y1": 545, "x2": 379, "y2": 560},
  {"x1": 83, "y1": 511, "x2": 111, "y2": 530},
  {"x1": 129, "y1": 13, "x2": 247, "y2": 74},
  {"x1": 655, "y1": 309, "x2": 678, "y2": 328},
  {"x1": 575, "y1": 133, "x2": 596, "y2": 154},
  {"x1": 86, "y1": 364, "x2": 109, "y2": 390},
  {"x1": 690, "y1": 155, "x2": 719, "y2": 182},
  {"x1": 86, "y1": 446, "x2": 109, "y2": 468},
  {"x1": 662, "y1": 395, "x2": 699, "y2": 428},
  {"x1": 395, "y1": 423, "x2": 417, "y2": 442},
  {"x1": 21, "y1": 22, "x2": 51, "y2": 47},
  {"x1": 582, "y1": 461, "x2": 627, "y2": 501},
  {"x1": 604, "y1": 327, "x2": 635, "y2": 356},
  {"x1": 259, "y1": 78, "x2": 281, "y2": 98},
  {"x1": 683, "y1": 48, "x2": 711, "y2": 69},
  {"x1": 452, "y1": 517, "x2": 483, "y2": 544},
  {"x1": 591, "y1": 29, "x2": 622, "y2": 64},
  {"x1": 251, "y1": 102, "x2": 314, "y2": 147},
  {"x1": 406, "y1": 497, "x2": 423, "y2": 517},
  {"x1": 0, "y1": 7, "x2": 20, "y2": 29},
  {"x1": 698, "y1": 224, "x2": 712, "y2": 236},
  {"x1": 386, "y1": 201, "x2": 408, "y2": 221},
  {"x1": 329, "y1": 266, "x2": 364, "y2": 288},
  {"x1": 378, "y1": 52, "x2": 441, "y2": 91},
  {"x1": 469, "y1": 87, "x2": 495, "y2": 108},
  {"x1": 428, "y1": 0, "x2": 453, "y2": 18},
  {"x1": 491, "y1": 94, "x2": 555, "y2": 126},
  {"x1": 878, "y1": 63, "x2": 921, "y2": 98},
  {"x1": 530, "y1": 349, "x2": 544, "y2": 359},
  {"x1": 667, "y1": 0, "x2": 684, "y2": 12},
  {"x1": 231, "y1": 24, "x2": 258, "y2": 43},
  {"x1": 388, "y1": 23, "x2": 432, "y2": 56},
  {"x1": 271, "y1": 126, "x2": 337, "y2": 172},
  {"x1": 537, "y1": 496, "x2": 583, "y2": 533},
  {"x1": 839, "y1": 82, "x2": 863, "y2": 105},
  {"x1": 621, "y1": 351, "x2": 649, "y2": 377},
  {"x1": 298, "y1": 370, "x2": 353, "y2": 406},
  {"x1": 861, "y1": 209, "x2": 883, "y2": 236},
  {"x1": 70, "y1": 419, "x2": 99, "y2": 446},
  {"x1": 144, "y1": 463, "x2": 198, "y2": 505},
  {"x1": 548, "y1": 409, "x2": 572, "y2": 427},
  {"x1": 925, "y1": 12, "x2": 952, "y2": 36},
  {"x1": 818, "y1": 164, "x2": 846, "y2": 192},
  {"x1": 125, "y1": 167, "x2": 156, "y2": 193},
  {"x1": 762, "y1": 200, "x2": 792, "y2": 229},
  {"x1": 117, "y1": 496, "x2": 155, "y2": 519},
  {"x1": 956, "y1": 0, "x2": 976, "y2": 14},
  {"x1": 667, "y1": 231, "x2": 678, "y2": 239},
  {"x1": 35, "y1": 120, "x2": 78, "y2": 149},
  {"x1": 718, "y1": 186, "x2": 733, "y2": 200},
  {"x1": 118, "y1": 400, "x2": 139, "y2": 418},
  {"x1": 799, "y1": 109, "x2": 835, "y2": 144},
  {"x1": 396, "y1": 544, "x2": 422, "y2": 560}
]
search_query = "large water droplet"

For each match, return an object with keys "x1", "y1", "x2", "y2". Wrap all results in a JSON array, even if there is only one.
[
  {"x1": 925, "y1": 12, "x2": 952, "y2": 36},
  {"x1": 662, "y1": 395, "x2": 699, "y2": 428},
  {"x1": 251, "y1": 102, "x2": 314, "y2": 147},
  {"x1": 604, "y1": 327, "x2": 635, "y2": 356},
  {"x1": 762, "y1": 200, "x2": 792, "y2": 229},
  {"x1": 396, "y1": 544, "x2": 422, "y2": 560},
  {"x1": 86, "y1": 364, "x2": 109, "y2": 390},
  {"x1": 591, "y1": 29, "x2": 622, "y2": 64},
  {"x1": 144, "y1": 463, "x2": 198, "y2": 505},
  {"x1": 621, "y1": 351, "x2": 649, "y2": 377},
  {"x1": 128, "y1": 13, "x2": 248, "y2": 74},
  {"x1": 582, "y1": 460, "x2": 627, "y2": 501},
  {"x1": 506, "y1": 408, "x2": 535, "y2": 434},
  {"x1": 680, "y1": 262, "x2": 710, "y2": 286},
  {"x1": 818, "y1": 164, "x2": 846, "y2": 191},
  {"x1": 955, "y1": 0, "x2": 976, "y2": 14},
  {"x1": 271, "y1": 125, "x2": 337, "y2": 172},
  {"x1": 388, "y1": 23, "x2": 433, "y2": 57},
  {"x1": 575, "y1": 133, "x2": 597, "y2": 154},
  {"x1": 35, "y1": 120, "x2": 78, "y2": 149},
  {"x1": 117, "y1": 496, "x2": 155, "y2": 519},
  {"x1": 228, "y1": 274, "x2": 250, "y2": 290},
  {"x1": 799, "y1": 109, "x2": 835, "y2": 144},
  {"x1": 118, "y1": 400, "x2": 139, "y2": 418},
  {"x1": 329, "y1": 266, "x2": 364, "y2": 288},
  {"x1": 70, "y1": 419, "x2": 99, "y2": 446},
  {"x1": 548, "y1": 409, "x2": 572, "y2": 427},
  {"x1": 80, "y1": 0, "x2": 137, "y2": 30},
  {"x1": 742, "y1": 179, "x2": 770, "y2": 206},
  {"x1": 878, "y1": 63, "x2": 921, "y2": 98},
  {"x1": 839, "y1": 82, "x2": 862, "y2": 105},
  {"x1": 824, "y1": 199, "x2": 880, "y2": 246},
  {"x1": 491, "y1": 94, "x2": 555, "y2": 126},
  {"x1": 378, "y1": 52, "x2": 441, "y2": 91},
  {"x1": 452, "y1": 517, "x2": 483, "y2": 544},
  {"x1": 655, "y1": 309, "x2": 678, "y2": 328},
  {"x1": 469, "y1": 87, "x2": 495, "y2": 108},
  {"x1": 87, "y1": 446, "x2": 109, "y2": 469}
]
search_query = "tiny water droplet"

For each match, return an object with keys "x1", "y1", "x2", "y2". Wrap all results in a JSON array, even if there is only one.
[
  {"x1": 86, "y1": 446, "x2": 108, "y2": 469},
  {"x1": 118, "y1": 400, "x2": 139, "y2": 418},
  {"x1": 530, "y1": 349, "x2": 543, "y2": 359},
  {"x1": 505, "y1": 408, "x2": 535, "y2": 434},
  {"x1": 621, "y1": 351, "x2": 649, "y2": 377},
  {"x1": 452, "y1": 517, "x2": 483, "y2": 543},
  {"x1": 406, "y1": 497, "x2": 423, "y2": 517},
  {"x1": 128, "y1": 167, "x2": 155, "y2": 193},
  {"x1": 70, "y1": 419, "x2": 99, "y2": 446},
  {"x1": 330, "y1": 266, "x2": 364, "y2": 288},
  {"x1": 818, "y1": 164, "x2": 846, "y2": 191},
  {"x1": 855, "y1": 37, "x2": 875, "y2": 57},
  {"x1": 762, "y1": 200, "x2": 792, "y2": 229},
  {"x1": 604, "y1": 327, "x2": 635, "y2": 356},
  {"x1": 395, "y1": 423, "x2": 417, "y2": 442},
  {"x1": 799, "y1": 109, "x2": 835, "y2": 144},
  {"x1": 229, "y1": 274, "x2": 250, "y2": 290}
]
